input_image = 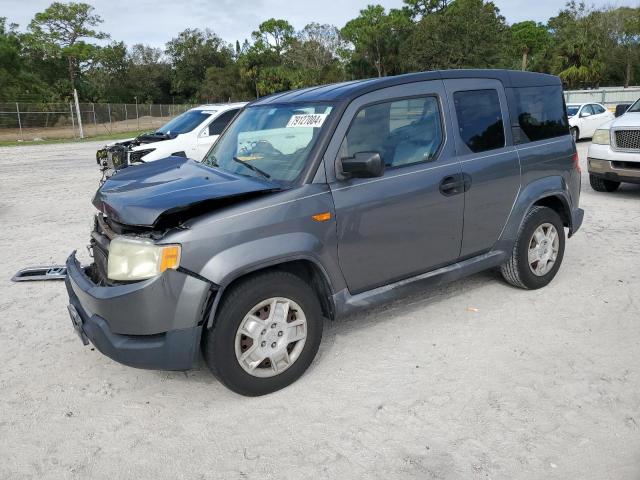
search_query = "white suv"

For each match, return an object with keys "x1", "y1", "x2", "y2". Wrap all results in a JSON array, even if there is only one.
[
  {"x1": 97, "y1": 103, "x2": 247, "y2": 170},
  {"x1": 567, "y1": 102, "x2": 614, "y2": 142},
  {"x1": 587, "y1": 99, "x2": 640, "y2": 192}
]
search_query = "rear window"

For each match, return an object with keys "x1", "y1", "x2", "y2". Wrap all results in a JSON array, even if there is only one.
[
  {"x1": 513, "y1": 86, "x2": 569, "y2": 142},
  {"x1": 453, "y1": 90, "x2": 505, "y2": 153}
]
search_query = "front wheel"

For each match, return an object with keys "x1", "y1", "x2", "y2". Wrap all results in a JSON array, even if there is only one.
[
  {"x1": 571, "y1": 127, "x2": 579, "y2": 142},
  {"x1": 203, "y1": 271, "x2": 323, "y2": 396},
  {"x1": 500, "y1": 206, "x2": 566, "y2": 290},
  {"x1": 589, "y1": 174, "x2": 620, "y2": 192}
]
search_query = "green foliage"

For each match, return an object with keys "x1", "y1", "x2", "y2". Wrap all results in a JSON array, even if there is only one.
[
  {"x1": 2, "y1": 0, "x2": 640, "y2": 104},
  {"x1": 509, "y1": 21, "x2": 551, "y2": 71},
  {"x1": 27, "y1": 2, "x2": 108, "y2": 92},
  {"x1": 402, "y1": 0, "x2": 507, "y2": 71},
  {"x1": 165, "y1": 28, "x2": 233, "y2": 101},
  {"x1": 341, "y1": 5, "x2": 411, "y2": 78}
]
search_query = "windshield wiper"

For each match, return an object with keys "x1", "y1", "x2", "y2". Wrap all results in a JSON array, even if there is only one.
[{"x1": 232, "y1": 156, "x2": 271, "y2": 180}]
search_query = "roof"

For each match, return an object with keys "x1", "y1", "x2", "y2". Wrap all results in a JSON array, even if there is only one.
[
  {"x1": 251, "y1": 70, "x2": 562, "y2": 106},
  {"x1": 193, "y1": 102, "x2": 248, "y2": 111}
]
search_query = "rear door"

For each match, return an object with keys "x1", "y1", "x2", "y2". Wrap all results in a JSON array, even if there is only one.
[
  {"x1": 591, "y1": 103, "x2": 613, "y2": 130},
  {"x1": 580, "y1": 104, "x2": 597, "y2": 137},
  {"x1": 326, "y1": 81, "x2": 464, "y2": 294},
  {"x1": 444, "y1": 79, "x2": 520, "y2": 258}
]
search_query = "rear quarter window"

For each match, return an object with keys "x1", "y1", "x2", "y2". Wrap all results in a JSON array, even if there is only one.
[
  {"x1": 513, "y1": 86, "x2": 569, "y2": 142},
  {"x1": 453, "y1": 89, "x2": 505, "y2": 153}
]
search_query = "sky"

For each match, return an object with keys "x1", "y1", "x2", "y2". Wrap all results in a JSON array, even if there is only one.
[{"x1": 2, "y1": 0, "x2": 639, "y2": 48}]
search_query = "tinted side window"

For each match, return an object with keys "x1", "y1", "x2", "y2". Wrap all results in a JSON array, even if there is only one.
[
  {"x1": 209, "y1": 109, "x2": 239, "y2": 135},
  {"x1": 453, "y1": 90, "x2": 505, "y2": 153},
  {"x1": 513, "y1": 86, "x2": 569, "y2": 142},
  {"x1": 343, "y1": 96, "x2": 443, "y2": 168},
  {"x1": 582, "y1": 105, "x2": 595, "y2": 116},
  {"x1": 593, "y1": 104, "x2": 606, "y2": 114}
]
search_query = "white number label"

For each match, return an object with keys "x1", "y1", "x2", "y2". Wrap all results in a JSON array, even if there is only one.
[{"x1": 286, "y1": 113, "x2": 328, "y2": 128}]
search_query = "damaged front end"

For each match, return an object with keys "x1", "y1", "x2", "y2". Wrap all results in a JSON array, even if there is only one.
[
  {"x1": 96, "y1": 132, "x2": 172, "y2": 175},
  {"x1": 65, "y1": 155, "x2": 283, "y2": 369}
]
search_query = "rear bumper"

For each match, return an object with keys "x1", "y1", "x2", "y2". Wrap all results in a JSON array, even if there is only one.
[
  {"x1": 588, "y1": 157, "x2": 640, "y2": 184},
  {"x1": 64, "y1": 252, "x2": 210, "y2": 370}
]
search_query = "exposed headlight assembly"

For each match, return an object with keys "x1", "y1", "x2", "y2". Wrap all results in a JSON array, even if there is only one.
[
  {"x1": 129, "y1": 148, "x2": 156, "y2": 163},
  {"x1": 592, "y1": 129, "x2": 611, "y2": 145},
  {"x1": 107, "y1": 236, "x2": 181, "y2": 281}
]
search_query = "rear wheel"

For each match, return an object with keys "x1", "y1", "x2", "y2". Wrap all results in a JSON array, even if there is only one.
[
  {"x1": 589, "y1": 174, "x2": 620, "y2": 192},
  {"x1": 500, "y1": 206, "x2": 566, "y2": 290},
  {"x1": 203, "y1": 271, "x2": 323, "y2": 396}
]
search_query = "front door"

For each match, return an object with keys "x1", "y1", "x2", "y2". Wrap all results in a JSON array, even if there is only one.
[
  {"x1": 196, "y1": 109, "x2": 240, "y2": 160},
  {"x1": 326, "y1": 81, "x2": 464, "y2": 294}
]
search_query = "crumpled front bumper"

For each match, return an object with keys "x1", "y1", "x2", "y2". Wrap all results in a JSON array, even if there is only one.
[{"x1": 64, "y1": 252, "x2": 212, "y2": 370}]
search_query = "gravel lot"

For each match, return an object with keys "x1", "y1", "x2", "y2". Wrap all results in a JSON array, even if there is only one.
[{"x1": 1, "y1": 140, "x2": 639, "y2": 480}]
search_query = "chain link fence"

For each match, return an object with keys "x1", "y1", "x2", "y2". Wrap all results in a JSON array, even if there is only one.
[{"x1": 0, "y1": 102, "x2": 195, "y2": 142}]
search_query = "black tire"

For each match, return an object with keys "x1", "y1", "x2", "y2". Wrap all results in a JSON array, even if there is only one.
[
  {"x1": 203, "y1": 271, "x2": 323, "y2": 396},
  {"x1": 589, "y1": 174, "x2": 620, "y2": 192},
  {"x1": 500, "y1": 206, "x2": 566, "y2": 290},
  {"x1": 571, "y1": 127, "x2": 579, "y2": 142}
]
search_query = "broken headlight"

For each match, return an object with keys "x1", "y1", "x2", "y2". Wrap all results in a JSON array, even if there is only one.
[
  {"x1": 107, "y1": 236, "x2": 181, "y2": 281},
  {"x1": 129, "y1": 148, "x2": 155, "y2": 163}
]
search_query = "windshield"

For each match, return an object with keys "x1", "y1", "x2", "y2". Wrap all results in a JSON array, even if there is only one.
[
  {"x1": 627, "y1": 99, "x2": 640, "y2": 113},
  {"x1": 203, "y1": 103, "x2": 334, "y2": 183},
  {"x1": 156, "y1": 110, "x2": 213, "y2": 136},
  {"x1": 566, "y1": 105, "x2": 580, "y2": 117}
]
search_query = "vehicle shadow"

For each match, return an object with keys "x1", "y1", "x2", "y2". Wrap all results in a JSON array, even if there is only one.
[
  {"x1": 316, "y1": 269, "x2": 503, "y2": 361},
  {"x1": 613, "y1": 183, "x2": 640, "y2": 197},
  {"x1": 152, "y1": 268, "x2": 504, "y2": 390}
]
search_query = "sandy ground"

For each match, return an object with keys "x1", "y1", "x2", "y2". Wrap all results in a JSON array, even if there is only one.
[{"x1": 0, "y1": 140, "x2": 639, "y2": 480}]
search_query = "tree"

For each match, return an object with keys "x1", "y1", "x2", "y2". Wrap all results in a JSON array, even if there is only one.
[
  {"x1": 605, "y1": 7, "x2": 640, "y2": 87},
  {"x1": 548, "y1": 2, "x2": 610, "y2": 88},
  {"x1": 341, "y1": 5, "x2": 411, "y2": 78},
  {"x1": 199, "y1": 64, "x2": 253, "y2": 102},
  {"x1": 286, "y1": 23, "x2": 345, "y2": 84},
  {"x1": 402, "y1": 0, "x2": 450, "y2": 19},
  {"x1": 128, "y1": 44, "x2": 172, "y2": 103},
  {"x1": 403, "y1": 0, "x2": 507, "y2": 71},
  {"x1": 509, "y1": 21, "x2": 551, "y2": 71},
  {"x1": 251, "y1": 19, "x2": 295, "y2": 57},
  {"x1": 27, "y1": 2, "x2": 108, "y2": 93},
  {"x1": 165, "y1": 28, "x2": 233, "y2": 101},
  {"x1": 84, "y1": 41, "x2": 129, "y2": 101}
]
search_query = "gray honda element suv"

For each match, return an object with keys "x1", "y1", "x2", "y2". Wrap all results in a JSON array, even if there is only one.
[{"x1": 65, "y1": 70, "x2": 584, "y2": 396}]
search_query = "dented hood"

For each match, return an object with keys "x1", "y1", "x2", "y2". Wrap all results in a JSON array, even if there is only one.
[{"x1": 93, "y1": 156, "x2": 277, "y2": 226}]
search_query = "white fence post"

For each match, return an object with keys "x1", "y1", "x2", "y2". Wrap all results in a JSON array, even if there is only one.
[
  {"x1": 73, "y1": 89, "x2": 84, "y2": 139},
  {"x1": 15, "y1": 102, "x2": 24, "y2": 142}
]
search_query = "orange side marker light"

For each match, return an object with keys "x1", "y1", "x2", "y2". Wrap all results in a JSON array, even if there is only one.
[{"x1": 312, "y1": 212, "x2": 332, "y2": 222}]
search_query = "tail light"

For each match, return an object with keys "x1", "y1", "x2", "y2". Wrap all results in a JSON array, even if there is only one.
[{"x1": 573, "y1": 152, "x2": 581, "y2": 173}]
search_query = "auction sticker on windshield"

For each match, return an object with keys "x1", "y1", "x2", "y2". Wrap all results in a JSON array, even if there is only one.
[{"x1": 286, "y1": 114, "x2": 328, "y2": 128}]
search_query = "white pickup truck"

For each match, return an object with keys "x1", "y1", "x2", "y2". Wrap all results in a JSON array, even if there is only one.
[
  {"x1": 587, "y1": 99, "x2": 640, "y2": 192},
  {"x1": 97, "y1": 103, "x2": 247, "y2": 171}
]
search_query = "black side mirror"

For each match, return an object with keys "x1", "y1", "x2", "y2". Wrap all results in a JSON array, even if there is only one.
[{"x1": 340, "y1": 152, "x2": 385, "y2": 178}]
